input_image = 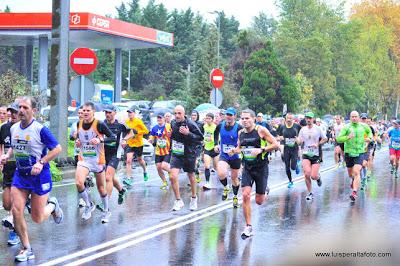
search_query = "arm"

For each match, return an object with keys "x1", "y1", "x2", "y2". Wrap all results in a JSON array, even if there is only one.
[
  {"x1": 259, "y1": 126, "x2": 279, "y2": 152},
  {"x1": 184, "y1": 121, "x2": 203, "y2": 142},
  {"x1": 319, "y1": 128, "x2": 328, "y2": 145},
  {"x1": 336, "y1": 126, "x2": 349, "y2": 143},
  {"x1": 136, "y1": 120, "x2": 149, "y2": 135}
]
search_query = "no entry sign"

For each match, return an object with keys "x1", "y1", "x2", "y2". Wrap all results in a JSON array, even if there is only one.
[
  {"x1": 210, "y1": 68, "x2": 224, "y2": 89},
  {"x1": 70, "y1": 48, "x2": 98, "y2": 75}
]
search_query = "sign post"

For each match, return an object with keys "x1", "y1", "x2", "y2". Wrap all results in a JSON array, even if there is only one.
[
  {"x1": 210, "y1": 68, "x2": 224, "y2": 107},
  {"x1": 70, "y1": 48, "x2": 98, "y2": 105}
]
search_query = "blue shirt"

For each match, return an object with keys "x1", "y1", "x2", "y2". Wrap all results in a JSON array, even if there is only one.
[{"x1": 388, "y1": 128, "x2": 400, "y2": 150}]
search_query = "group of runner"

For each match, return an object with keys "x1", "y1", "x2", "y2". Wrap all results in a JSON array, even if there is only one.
[{"x1": 0, "y1": 97, "x2": 399, "y2": 261}]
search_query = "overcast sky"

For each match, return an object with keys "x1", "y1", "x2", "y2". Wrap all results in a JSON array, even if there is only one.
[{"x1": 1, "y1": 0, "x2": 359, "y2": 28}]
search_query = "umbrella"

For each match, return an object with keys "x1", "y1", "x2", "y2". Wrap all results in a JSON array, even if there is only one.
[{"x1": 194, "y1": 103, "x2": 219, "y2": 112}]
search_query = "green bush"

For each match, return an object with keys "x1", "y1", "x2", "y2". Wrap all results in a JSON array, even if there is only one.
[{"x1": 50, "y1": 161, "x2": 62, "y2": 182}]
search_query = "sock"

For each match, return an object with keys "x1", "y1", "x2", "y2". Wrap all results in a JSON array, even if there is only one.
[
  {"x1": 101, "y1": 195, "x2": 109, "y2": 212},
  {"x1": 79, "y1": 189, "x2": 91, "y2": 206},
  {"x1": 220, "y1": 178, "x2": 228, "y2": 187},
  {"x1": 232, "y1": 185, "x2": 240, "y2": 196},
  {"x1": 205, "y1": 168, "x2": 210, "y2": 182}
]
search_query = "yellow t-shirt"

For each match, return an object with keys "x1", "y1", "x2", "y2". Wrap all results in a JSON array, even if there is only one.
[{"x1": 125, "y1": 118, "x2": 149, "y2": 147}]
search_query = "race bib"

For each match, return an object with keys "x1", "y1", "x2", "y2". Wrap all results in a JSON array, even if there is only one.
[
  {"x1": 222, "y1": 144, "x2": 235, "y2": 154},
  {"x1": 82, "y1": 144, "x2": 97, "y2": 157},
  {"x1": 13, "y1": 139, "x2": 34, "y2": 174},
  {"x1": 392, "y1": 140, "x2": 400, "y2": 149},
  {"x1": 241, "y1": 146, "x2": 257, "y2": 161},
  {"x1": 204, "y1": 132, "x2": 213, "y2": 143},
  {"x1": 172, "y1": 140, "x2": 184, "y2": 155},
  {"x1": 304, "y1": 145, "x2": 318, "y2": 157},
  {"x1": 285, "y1": 138, "x2": 296, "y2": 147},
  {"x1": 157, "y1": 138, "x2": 167, "y2": 149},
  {"x1": 13, "y1": 140, "x2": 30, "y2": 159}
]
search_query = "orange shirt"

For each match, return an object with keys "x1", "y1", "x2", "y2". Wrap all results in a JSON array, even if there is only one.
[{"x1": 125, "y1": 118, "x2": 149, "y2": 147}]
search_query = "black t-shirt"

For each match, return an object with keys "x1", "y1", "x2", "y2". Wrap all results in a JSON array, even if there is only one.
[
  {"x1": 0, "y1": 122, "x2": 15, "y2": 149},
  {"x1": 104, "y1": 119, "x2": 129, "y2": 155},
  {"x1": 277, "y1": 123, "x2": 301, "y2": 148}
]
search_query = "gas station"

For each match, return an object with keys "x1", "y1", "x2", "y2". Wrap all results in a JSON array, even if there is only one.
[{"x1": 0, "y1": 11, "x2": 173, "y2": 157}]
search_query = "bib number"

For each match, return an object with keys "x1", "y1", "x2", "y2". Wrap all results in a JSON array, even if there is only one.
[
  {"x1": 204, "y1": 132, "x2": 213, "y2": 143},
  {"x1": 392, "y1": 140, "x2": 400, "y2": 149},
  {"x1": 304, "y1": 145, "x2": 318, "y2": 157},
  {"x1": 222, "y1": 144, "x2": 235, "y2": 154},
  {"x1": 172, "y1": 141, "x2": 184, "y2": 155},
  {"x1": 241, "y1": 146, "x2": 256, "y2": 161},
  {"x1": 157, "y1": 138, "x2": 167, "y2": 149},
  {"x1": 285, "y1": 138, "x2": 296, "y2": 147},
  {"x1": 82, "y1": 144, "x2": 97, "y2": 157}
]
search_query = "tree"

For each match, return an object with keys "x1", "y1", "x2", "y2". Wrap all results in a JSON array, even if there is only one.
[
  {"x1": 240, "y1": 40, "x2": 297, "y2": 115},
  {"x1": 251, "y1": 12, "x2": 278, "y2": 38},
  {"x1": 0, "y1": 70, "x2": 30, "y2": 105}
]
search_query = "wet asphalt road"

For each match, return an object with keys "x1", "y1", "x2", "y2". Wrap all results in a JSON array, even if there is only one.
[{"x1": 0, "y1": 145, "x2": 399, "y2": 266}]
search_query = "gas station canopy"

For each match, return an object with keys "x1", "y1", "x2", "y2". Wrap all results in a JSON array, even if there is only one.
[{"x1": 0, "y1": 12, "x2": 174, "y2": 49}]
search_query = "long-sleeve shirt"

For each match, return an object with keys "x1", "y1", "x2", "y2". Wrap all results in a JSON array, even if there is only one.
[
  {"x1": 125, "y1": 118, "x2": 149, "y2": 148},
  {"x1": 336, "y1": 122, "x2": 372, "y2": 156}
]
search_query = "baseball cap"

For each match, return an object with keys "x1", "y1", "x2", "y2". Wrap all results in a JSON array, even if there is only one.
[
  {"x1": 226, "y1": 107, "x2": 237, "y2": 116},
  {"x1": 305, "y1": 112, "x2": 315, "y2": 118},
  {"x1": 127, "y1": 106, "x2": 137, "y2": 113},
  {"x1": 257, "y1": 112, "x2": 263, "y2": 117},
  {"x1": 7, "y1": 102, "x2": 19, "y2": 112},
  {"x1": 156, "y1": 111, "x2": 165, "y2": 118},
  {"x1": 316, "y1": 118, "x2": 321, "y2": 122},
  {"x1": 360, "y1": 113, "x2": 368, "y2": 119},
  {"x1": 103, "y1": 104, "x2": 116, "y2": 112}
]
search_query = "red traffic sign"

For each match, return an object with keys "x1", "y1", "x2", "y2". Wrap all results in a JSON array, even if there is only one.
[
  {"x1": 210, "y1": 68, "x2": 224, "y2": 89},
  {"x1": 70, "y1": 48, "x2": 98, "y2": 75}
]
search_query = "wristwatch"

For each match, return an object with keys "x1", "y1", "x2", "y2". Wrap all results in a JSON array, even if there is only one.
[{"x1": 38, "y1": 159, "x2": 45, "y2": 165}]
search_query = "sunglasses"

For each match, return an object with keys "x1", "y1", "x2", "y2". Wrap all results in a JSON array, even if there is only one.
[{"x1": 226, "y1": 113, "x2": 234, "y2": 116}]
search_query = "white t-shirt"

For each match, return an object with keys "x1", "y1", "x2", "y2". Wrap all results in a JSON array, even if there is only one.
[{"x1": 299, "y1": 125, "x2": 327, "y2": 157}]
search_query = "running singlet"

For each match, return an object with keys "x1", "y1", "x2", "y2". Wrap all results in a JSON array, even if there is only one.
[
  {"x1": 150, "y1": 123, "x2": 171, "y2": 156},
  {"x1": 388, "y1": 128, "x2": 400, "y2": 150},
  {"x1": 11, "y1": 120, "x2": 58, "y2": 176},
  {"x1": 299, "y1": 126, "x2": 326, "y2": 157},
  {"x1": 203, "y1": 123, "x2": 216, "y2": 151},
  {"x1": 77, "y1": 119, "x2": 106, "y2": 165},
  {"x1": 219, "y1": 121, "x2": 240, "y2": 160},
  {"x1": 239, "y1": 126, "x2": 267, "y2": 168}
]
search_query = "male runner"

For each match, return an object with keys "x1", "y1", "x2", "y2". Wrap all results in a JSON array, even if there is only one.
[
  {"x1": 0, "y1": 96, "x2": 63, "y2": 262},
  {"x1": 336, "y1": 111, "x2": 372, "y2": 202},
  {"x1": 235, "y1": 109, "x2": 279, "y2": 238},
  {"x1": 388, "y1": 120, "x2": 400, "y2": 178}
]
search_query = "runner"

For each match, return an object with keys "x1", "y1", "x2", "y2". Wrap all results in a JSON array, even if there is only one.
[
  {"x1": 214, "y1": 107, "x2": 242, "y2": 208},
  {"x1": 235, "y1": 109, "x2": 279, "y2": 239},
  {"x1": 74, "y1": 102, "x2": 114, "y2": 222},
  {"x1": 297, "y1": 112, "x2": 327, "y2": 201},
  {"x1": 333, "y1": 115, "x2": 345, "y2": 167},
  {"x1": 0, "y1": 105, "x2": 7, "y2": 124},
  {"x1": 191, "y1": 110, "x2": 204, "y2": 183},
  {"x1": 336, "y1": 111, "x2": 372, "y2": 202},
  {"x1": 102, "y1": 105, "x2": 128, "y2": 206},
  {"x1": 0, "y1": 96, "x2": 63, "y2": 262},
  {"x1": 202, "y1": 113, "x2": 219, "y2": 190},
  {"x1": 169, "y1": 105, "x2": 203, "y2": 211},
  {"x1": 149, "y1": 112, "x2": 172, "y2": 190},
  {"x1": 276, "y1": 112, "x2": 302, "y2": 188},
  {"x1": 388, "y1": 120, "x2": 400, "y2": 178},
  {"x1": 0, "y1": 103, "x2": 20, "y2": 245},
  {"x1": 122, "y1": 106, "x2": 149, "y2": 186}
]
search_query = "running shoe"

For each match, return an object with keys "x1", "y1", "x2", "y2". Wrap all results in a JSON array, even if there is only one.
[
  {"x1": 160, "y1": 180, "x2": 168, "y2": 190},
  {"x1": 317, "y1": 177, "x2": 322, "y2": 187},
  {"x1": 101, "y1": 211, "x2": 111, "y2": 224},
  {"x1": 15, "y1": 248, "x2": 35, "y2": 262},
  {"x1": 195, "y1": 174, "x2": 202, "y2": 183},
  {"x1": 96, "y1": 202, "x2": 105, "y2": 212},
  {"x1": 222, "y1": 186, "x2": 230, "y2": 201},
  {"x1": 2, "y1": 215, "x2": 13, "y2": 229},
  {"x1": 306, "y1": 192, "x2": 313, "y2": 201},
  {"x1": 123, "y1": 177, "x2": 133, "y2": 187},
  {"x1": 203, "y1": 182, "x2": 211, "y2": 190},
  {"x1": 118, "y1": 188, "x2": 127, "y2": 205},
  {"x1": 78, "y1": 198, "x2": 86, "y2": 208},
  {"x1": 211, "y1": 168, "x2": 216, "y2": 173},
  {"x1": 7, "y1": 230, "x2": 20, "y2": 245},
  {"x1": 295, "y1": 159, "x2": 301, "y2": 174},
  {"x1": 391, "y1": 165, "x2": 395, "y2": 174},
  {"x1": 287, "y1": 181, "x2": 294, "y2": 188},
  {"x1": 82, "y1": 202, "x2": 96, "y2": 220},
  {"x1": 350, "y1": 191, "x2": 358, "y2": 202},
  {"x1": 189, "y1": 197, "x2": 198, "y2": 211},
  {"x1": 361, "y1": 179, "x2": 366, "y2": 190},
  {"x1": 48, "y1": 197, "x2": 64, "y2": 224},
  {"x1": 172, "y1": 199, "x2": 184, "y2": 211},
  {"x1": 143, "y1": 173, "x2": 149, "y2": 182},
  {"x1": 233, "y1": 196, "x2": 239, "y2": 208},
  {"x1": 241, "y1": 225, "x2": 253, "y2": 239}
]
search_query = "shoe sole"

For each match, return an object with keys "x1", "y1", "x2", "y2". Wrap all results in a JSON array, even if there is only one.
[{"x1": 15, "y1": 254, "x2": 35, "y2": 262}]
